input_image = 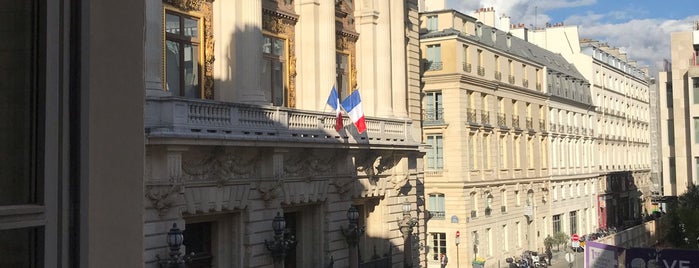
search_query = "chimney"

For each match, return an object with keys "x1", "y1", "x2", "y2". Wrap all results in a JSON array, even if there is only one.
[
  {"x1": 475, "y1": 6, "x2": 496, "y2": 28},
  {"x1": 498, "y1": 15, "x2": 511, "y2": 32}
]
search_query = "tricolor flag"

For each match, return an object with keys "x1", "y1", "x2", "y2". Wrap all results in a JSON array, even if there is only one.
[
  {"x1": 341, "y1": 89, "x2": 366, "y2": 134},
  {"x1": 326, "y1": 86, "x2": 344, "y2": 131}
]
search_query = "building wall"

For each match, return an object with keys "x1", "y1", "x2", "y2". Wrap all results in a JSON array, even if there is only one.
[{"x1": 143, "y1": 1, "x2": 424, "y2": 268}]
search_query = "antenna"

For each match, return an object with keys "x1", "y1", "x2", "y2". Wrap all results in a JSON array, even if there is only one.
[{"x1": 535, "y1": 6, "x2": 538, "y2": 29}]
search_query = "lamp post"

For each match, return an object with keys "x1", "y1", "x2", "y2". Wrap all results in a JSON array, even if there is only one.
[
  {"x1": 342, "y1": 206, "x2": 365, "y2": 268},
  {"x1": 157, "y1": 223, "x2": 187, "y2": 268},
  {"x1": 399, "y1": 199, "x2": 419, "y2": 268},
  {"x1": 265, "y1": 212, "x2": 297, "y2": 268}
]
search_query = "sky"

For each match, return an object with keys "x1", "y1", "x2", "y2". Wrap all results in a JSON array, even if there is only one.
[{"x1": 446, "y1": 0, "x2": 699, "y2": 75}]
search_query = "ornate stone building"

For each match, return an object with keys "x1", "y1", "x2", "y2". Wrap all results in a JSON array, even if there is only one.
[
  {"x1": 418, "y1": 8, "x2": 599, "y2": 267},
  {"x1": 143, "y1": 0, "x2": 425, "y2": 267}
]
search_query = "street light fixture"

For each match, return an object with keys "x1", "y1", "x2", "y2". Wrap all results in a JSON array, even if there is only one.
[
  {"x1": 265, "y1": 212, "x2": 297, "y2": 264},
  {"x1": 342, "y1": 206, "x2": 365, "y2": 268},
  {"x1": 157, "y1": 223, "x2": 188, "y2": 268},
  {"x1": 399, "y1": 199, "x2": 419, "y2": 268}
]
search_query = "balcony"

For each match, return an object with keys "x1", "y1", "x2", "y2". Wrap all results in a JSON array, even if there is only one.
[
  {"x1": 145, "y1": 96, "x2": 417, "y2": 147},
  {"x1": 497, "y1": 113, "x2": 507, "y2": 128},
  {"x1": 512, "y1": 115, "x2": 520, "y2": 129},
  {"x1": 481, "y1": 111, "x2": 491, "y2": 125},
  {"x1": 423, "y1": 108, "x2": 445, "y2": 126},
  {"x1": 463, "y1": 62, "x2": 472, "y2": 73},
  {"x1": 477, "y1": 66, "x2": 486, "y2": 76},
  {"x1": 467, "y1": 108, "x2": 479, "y2": 125},
  {"x1": 424, "y1": 61, "x2": 443, "y2": 71},
  {"x1": 430, "y1": 210, "x2": 446, "y2": 220}
]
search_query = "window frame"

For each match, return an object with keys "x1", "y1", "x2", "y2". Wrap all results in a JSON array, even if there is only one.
[
  {"x1": 263, "y1": 34, "x2": 288, "y2": 106},
  {"x1": 163, "y1": 9, "x2": 203, "y2": 98},
  {"x1": 428, "y1": 193, "x2": 446, "y2": 220},
  {"x1": 426, "y1": 134, "x2": 444, "y2": 170}
]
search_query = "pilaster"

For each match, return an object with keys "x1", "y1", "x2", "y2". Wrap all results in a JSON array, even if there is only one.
[
  {"x1": 375, "y1": 0, "x2": 393, "y2": 117},
  {"x1": 390, "y1": 0, "x2": 408, "y2": 118}
]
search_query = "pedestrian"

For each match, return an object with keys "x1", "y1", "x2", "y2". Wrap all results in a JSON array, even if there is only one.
[
  {"x1": 440, "y1": 253, "x2": 449, "y2": 268},
  {"x1": 546, "y1": 248, "x2": 552, "y2": 266}
]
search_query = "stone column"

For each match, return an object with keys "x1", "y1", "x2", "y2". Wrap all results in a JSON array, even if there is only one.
[
  {"x1": 295, "y1": 0, "x2": 334, "y2": 110},
  {"x1": 355, "y1": 2, "x2": 378, "y2": 115},
  {"x1": 145, "y1": 0, "x2": 169, "y2": 96},
  {"x1": 375, "y1": 0, "x2": 393, "y2": 117},
  {"x1": 236, "y1": 0, "x2": 267, "y2": 104},
  {"x1": 390, "y1": 0, "x2": 408, "y2": 118}
]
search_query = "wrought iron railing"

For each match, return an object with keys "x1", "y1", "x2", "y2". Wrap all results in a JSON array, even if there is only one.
[
  {"x1": 477, "y1": 66, "x2": 486, "y2": 76},
  {"x1": 424, "y1": 61, "x2": 443, "y2": 71},
  {"x1": 423, "y1": 108, "x2": 444, "y2": 123},
  {"x1": 508, "y1": 75, "x2": 515, "y2": 84},
  {"x1": 467, "y1": 108, "x2": 478, "y2": 124},
  {"x1": 526, "y1": 117, "x2": 533, "y2": 130},
  {"x1": 495, "y1": 71, "x2": 502, "y2": 81},
  {"x1": 481, "y1": 111, "x2": 490, "y2": 125},
  {"x1": 498, "y1": 113, "x2": 507, "y2": 127},
  {"x1": 512, "y1": 114, "x2": 520, "y2": 129}
]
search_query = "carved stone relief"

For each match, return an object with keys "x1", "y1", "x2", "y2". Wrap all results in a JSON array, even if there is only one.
[
  {"x1": 354, "y1": 151, "x2": 399, "y2": 180},
  {"x1": 145, "y1": 178, "x2": 185, "y2": 217},
  {"x1": 181, "y1": 147, "x2": 259, "y2": 186},
  {"x1": 283, "y1": 149, "x2": 338, "y2": 180}
]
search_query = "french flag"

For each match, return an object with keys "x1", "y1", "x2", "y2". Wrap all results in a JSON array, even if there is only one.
[
  {"x1": 341, "y1": 89, "x2": 366, "y2": 134},
  {"x1": 326, "y1": 86, "x2": 343, "y2": 132}
]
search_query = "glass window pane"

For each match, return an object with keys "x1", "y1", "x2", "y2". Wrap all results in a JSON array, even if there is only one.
[
  {"x1": 262, "y1": 36, "x2": 272, "y2": 54},
  {"x1": 273, "y1": 38, "x2": 284, "y2": 56},
  {"x1": 165, "y1": 41, "x2": 181, "y2": 95},
  {"x1": 183, "y1": 17, "x2": 198, "y2": 37},
  {"x1": 0, "y1": 0, "x2": 38, "y2": 205},
  {"x1": 166, "y1": 13, "x2": 180, "y2": 35},
  {"x1": 272, "y1": 61, "x2": 285, "y2": 106},
  {"x1": 0, "y1": 227, "x2": 43, "y2": 267},
  {"x1": 183, "y1": 44, "x2": 199, "y2": 98}
]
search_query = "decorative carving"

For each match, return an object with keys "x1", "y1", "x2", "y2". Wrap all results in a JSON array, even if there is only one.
[
  {"x1": 283, "y1": 149, "x2": 338, "y2": 181},
  {"x1": 181, "y1": 147, "x2": 259, "y2": 186},
  {"x1": 331, "y1": 178, "x2": 354, "y2": 199},
  {"x1": 355, "y1": 151, "x2": 381, "y2": 179},
  {"x1": 391, "y1": 174, "x2": 410, "y2": 191},
  {"x1": 164, "y1": 0, "x2": 205, "y2": 11},
  {"x1": 257, "y1": 178, "x2": 284, "y2": 207},
  {"x1": 145, "y1": 179, "x2": 185, "y2": 217}
]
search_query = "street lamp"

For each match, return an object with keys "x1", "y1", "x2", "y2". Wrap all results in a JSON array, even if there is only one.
[
  {"x1": 342, "y1": 206, "x2": 365, "y2": 268},
  {"x1": 157, "y1": 223, "x2": 187, "y2": 268},
  {"x1": 399, "y1": 199, "x2": 419, "y2": 267},
  {"x1": 455, "y1": 231, "x2": 461, "y2": 268},
  {"x1": 265, "y1": 212, "x2": 297, "y2": 267}
]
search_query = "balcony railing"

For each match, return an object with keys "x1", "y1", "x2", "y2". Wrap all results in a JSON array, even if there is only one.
[
  {"x1": 549, "y1": 123, "x2": 556, "y2": 132},
  {"x1": 495, "y1": 71, "x2": 502, "y2": 81},
  {"x1": 463, "y1": 62, "x2": 472, "y2": 73},
  {"x1": 423, "y1": 108, "x2": 444, "y2": 124},
  {"x1": 512, "y1": 115, "x2": 520, "y2": 129},
  {"x1": 145, "y1": 96, "x2": 416, "y2": 146},
  {"x1": 522, "y1": 79, "x2": 529, "y2": 88},
  {"x1": 477, "y1": 66, "x2": 486, "y2": 76},
  {"x1": 430, "y1": 211, "x2": 446, "y2": 220},
  {"x1": 467, "y1": 108, "x2": 478, "y2": 124},
  {"x1": 536, "y1": 83, "x2": 542, "y2": 91},
  {"x1": 481, "y1": 111, "x2": 491, "y2": 125},
  {"x1": 424, "y1": 61, "x2": 443, "y2": 71},
  {"x1": 471, "y1": 210, "x2": 477, "y2": 218},
  {"x1": 508, "y1": 75, "x2": 515, "y2": 84},
  {"x1": 498, "y1": 113, "x2": 507, "y2": 127},
  {"x1": 526, "y1": 117, "x2": 533, "y2": 130},
  {"x1": 540, "y1": 119, "x2": 546, "y2": 132}
]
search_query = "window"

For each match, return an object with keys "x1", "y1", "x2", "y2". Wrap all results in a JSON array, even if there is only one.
[
  {"x1": 431, "y1": 232, "x2": 447, "y2": 261},
  {"x1": 425, "y1": 91, "x2": 443, "y2": 122},
  {"x1": 483, "y1": 133, "x2": 491, "y2": 169},
  {"x1": 502, "y1": 225, "x2": 508, "y2": 251},
  {"x1": 666, "y1": 82, "x2": 673, "y2": 108},
  {"x1": 515, "y1": 190, "x2": 520, "y2": 206},
  {"x1": 501, "y1": 189, "x2": 507, "y2": 212},
  {"x1": 426, "y1": 15, "x2": 438, "y2": 32},
  {"x1": 694, "y1": 118, "x2": 699, "y2": 143},
  {"x1": 263, "y1": 35, "x2": 287, "y2": 106},
  {"x1": 516, "y1": 222, "x2": 521, "y2": 247},
  {"x1": 668, "y1": 120, "x2": 675, "y2": 146},
  {"x1": 692, "y1": 79, "x2": 699, "y2": 104},
  {"x1": 468, "y1": 133, "x2": 477, "y2": 169},
  {"x1": 426, "y1": 135, "x2": 444, "y2": 170},
  {"x1": 428, "y1": 193, "x2": 445, "y2": 220},
  {"x1": 426, "y1": 44, "x2": 442, "y2": 70},
  {"x1": 470, "y1": 192, "x2": 478, "y2": 217},
  {"x1": 485, "y1": 193, "x2": 493, "y2": 216},
  {"x1": 552, "y1": 186, "x2": 557, "y2": 201},
  {"x1": 569, "y1": 211, "x2": 578, "y2": 235},
  {"x1": 487, "y1": 228, "x2": 493, "y2": 256},
  {"x1": 165, "y1": 11, "x2": 201, "y2": 97},
  {"x1": 184, "y1": 221, "x2": 214, "y2": 267},
  {"x1": 553, "y1": 214, "x2": 561, "y2": 233},
  {"x1": 514, "y1": 135, "x2": 521, "y2": 169},
  {"x1": 500, "y1": 135, "x2": 508, "y2": 169},
  {"x1": 336, "y1": 52, "x2": 350, "y2": 99},
  {"x1": 526, "y1": 190, "x2": 534, "y2": 206}
]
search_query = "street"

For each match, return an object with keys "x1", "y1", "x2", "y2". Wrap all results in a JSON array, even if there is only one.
[{"x1": 549, "y1": 251, "x2": 584, "y2": 268}]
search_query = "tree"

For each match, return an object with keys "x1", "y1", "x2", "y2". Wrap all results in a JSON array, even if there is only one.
[
  {"x1": 665, "y1": 185, "x2": 699, "y2": 248},
  {"x1": 553, "y1": 232, "x2": 569, "y2": 251},
  {"x1": 544, "y1": 235, "x2": 555, "y2": 250}
]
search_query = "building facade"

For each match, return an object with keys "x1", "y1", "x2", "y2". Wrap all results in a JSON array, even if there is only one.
[
  {"x1": 143, "y1": 0, "x2": 425, "y2": 268},
  {"x1": 659, "y1": 26, "x2": 699, "y2": 198},
  {"x1": 418, "y1": 8, "x2": 599, "y2": 267},
  {"x1": 527, "y1": 25, "x2": 653, "y2": 229}
]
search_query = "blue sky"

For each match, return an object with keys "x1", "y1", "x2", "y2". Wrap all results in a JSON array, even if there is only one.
[{"x1": 446, "y1": 0, "x2": 699, "y2": 74}]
